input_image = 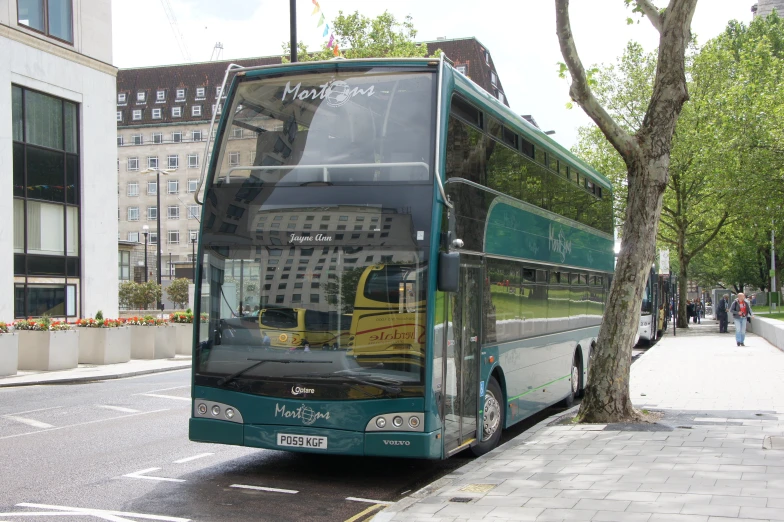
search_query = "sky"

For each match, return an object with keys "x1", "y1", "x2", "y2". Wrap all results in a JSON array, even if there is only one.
[{"x1": 111, "y1": 0, "x2": 754, "y2": 150}]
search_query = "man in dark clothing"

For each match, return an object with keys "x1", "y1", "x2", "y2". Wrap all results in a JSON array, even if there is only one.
[{"x1": 717, "y1": 294, "x2": 729, "y2": 333}]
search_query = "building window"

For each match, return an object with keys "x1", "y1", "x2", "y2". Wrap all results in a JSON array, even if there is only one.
[
  {"x1": 132, "y1": 134, "x2": 142, "y2": 145},
  {"x1": 149, "y1": 232, "x2": 158, "y2": 244},
  {"x1": 152, "y1": 108, "x2": 162, "y2": 119},
  {"x1": 147, "y1": 207, "x2": 157, "y2": 221},
  {"x1": 498, "y1": 92, "x2": 505, "y2": 104},
  {"x1": 172, "y1": 106, "x2": 182, "y2": 118},
  {"x1": 116, "y1": 111, "x2": 122, "y2": 122},
  {"x1": 215, "y1": 87, "x2": 222, "y2": 98},
  {"x1": 127, "y1": 207, "x2": 139, "y2": 221},
  {"x1": 484, "y1": 50, "x2": 490, "y2": 65},
  {"x1": 176, "y1": 88, "x2": 185, "y2": 100},
  {"x1": 172, "y1": 132, "x2": 182, "y2": 143},
  {"x1": 187, "y1": 154, "x2": 199, "y2": 168},
  {"x1": 119, "y1": 250, "x2": 131, "y2": 281},
  {"x1": 196, "y1": 87, "x2": 205, "y2": 98},
  {"x1": 132, "y1": 110, "x2": 142, "y2": 121},
  {"x1": 117, "y1": 136, "x2": 123, "y2": 146},
  {"x1": 168, "y1": 230, "x2": 180, "y2": 244},
  {"x1": 17, "y1": 0, "x2": 74, "y2": 42},
  {"x1": 12, "y1": 85, "x2": 81, "y2": 317},
  {"x1": 249, "y1": 151, "x2": 256, "y2": 164},
  {"x1": 156, "y1": 90, "x2": 165, "y2": 101},
  {"x1": 456, "y1": 65, "x2": 467, "y2": 75},
  {"x1": 491, "y1": 72, "x2": 497, "y2": 86},
  {"x1": 167, "y1": 155, "x2": 178, "y2": 169},
  {"x1": 128, "y1": 157, "x2": 139, "y2": 171},
  {"x1": 168, "y1": 206, "x2": 179, "y2": 220},
  {"x1": 127, "y1": 232, "x2": 139, "y2": 243},
  {"x1": 229, "y1": 151, "x2": 240, "y2": 166},
  {"x1": 212, "y1": 104, "x2": 222, "y2": 115},
  {"x1": 192, "y1": 105, "x2": 202, "y2": 117},
  {"x1": 192, "y1": 130, "x2": 202, "y2": 142},
  {"x1": 187, "y1": 204, "x2": 199, "y2": 219},
  {"x1": 127, "y1": 182, "x2": 139, "y2": 197},
  {"x1": 147, "y1": 156, "x2": 158, "y2": 169},
  {"x1": 118, "y1": 93, "x2": 126, "y2": 104},
  {"x1": 136, "y1": 91, "x2": 146, "y2": 102},
  {"x1": 168, "y1": 179, "x2": 179, "y2": 194},
  {"x1": 232, "y1": 127, "x2": 243, "y2": 139},
  {"x1": 147, "y1": 181, "x2": 157, "y2": 195},
  {"x1": 187, "y1": 179, "x2": 198, "y2": 192}
]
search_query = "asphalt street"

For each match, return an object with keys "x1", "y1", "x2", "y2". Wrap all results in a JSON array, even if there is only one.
[{"x1": 0, "y1": 353, "x2": 640, "y2": 522}]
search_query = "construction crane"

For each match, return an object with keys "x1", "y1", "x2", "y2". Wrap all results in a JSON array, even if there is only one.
[{"x1": 160, "y1": 0, "x2": 191, "y2": 62}]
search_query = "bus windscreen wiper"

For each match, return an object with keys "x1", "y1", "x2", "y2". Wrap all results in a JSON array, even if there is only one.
[{"x1": 216, "y1": 358, "x2": 330, "y2": 387}]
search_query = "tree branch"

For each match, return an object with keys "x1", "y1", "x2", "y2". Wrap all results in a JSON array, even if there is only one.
[
  {"x1": 555, "y1": 0, "x2": 639, "y2": 160},
  {"x1": 635, "y1": 0, "x2": 663, "y2": 33}
]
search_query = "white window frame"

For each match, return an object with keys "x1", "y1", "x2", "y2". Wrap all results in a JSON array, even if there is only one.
[
  {"x1": 250, "y1": 151, "x2": 256, "y2": 164},
  {"x1": 149, "y1": 232, "x2": 158, "y2": 244},
  {"x1": 136, "y1": 91, "x2": 146, "y2": 102},
  {"x1": 491, "y1": 72, "x2": 497, "y2": 86},
  {"x1": 192, "y1": 130, "x2": 203, "y2": 142},
  {"x1": 127, "y1": 157, "x2": 139, "y2": 171},
  {"x1": 229, "y1": 151, "x2": 240, "y2": 166},
  {"x1": 167, "y1": 206, "x2": 180, "y2": 220},
  {"x1": 212, "y1": 104, "x2": 222, "y2": 115},
  {"x1": 176, "y1": 88, "x2": 186, "y2": 100},
  {"x1": 172, "y1": 132, "x2": 182, "y2": 143},
  {"x1": 152, "y1": 132, "x2": 163, "y2": 144},
  {"x1": 118, "y1": 93, "x2": 126, "y2": 104},
  {"x1": 196, "y1": 87, "x2": 205, "y2": 98},
  {"x1": 147, "y1": 207, "x2": 157, "y2": 221},
  {"x1": 116, "y1": 111, "x2": 122, "y2": 122},
  {"x1": 117, "y1": 136, "x2": 123, "y2": 146},
  {"x1": 187, "y1": 204, "x2": 199, "y2": 219},
  {"x1": 132, "y1": 109, "x2": 142, "y2": 121},
  {"x1": 168, "y1": 230, "x2": 180, "y2": 244},
  {"x1": 152, "y1": 108, "x2": 162, "y2": 119},
  {"x1": 147, "y1": 156, "x2": 158, "y2": 169},
  {"x1": 128, "y1": 232, "x2": 139, "y2": 243},
  {"x1": 215, "y1": 86, "x2": 222, "y2": 98},
  {"x1": 187, "y1": 154, "x2": 199, "y2": 169},
  {"x1": 192, "y1": 105, "x2": 202, "y2": 117},
  {"x1": 127, "y1": 207, "x2": 139, "y2": 221},
  {"x1": 156, "y1": 90, "x2": 165, "y2": 101},
  {"x1": 167, "y1": 155, "x2": 179, "y2": 170},
  {"x1": 456, "y1": 65, "x2": 467, "y2": 75},
  {"x1": 168, "y1": 179, "x2": 179, "y2": 194},
  {"x1": 232, "y1": 127, "x2": 242, "y2": 138},
  {"x1": 172, "y1": 106, "x2": 182, "y2": 118},
  {"x1": 147, "y1": 181, "x2": 157, "y2": 195},
  {"x1": 132, "y1": 134, "x2": 142, "y2": 145},
  {"x1": 187, "y1": 179, "x2": 198, "y2": 192},
  {"x1": 127, "y1": 182, "x2": 139, "y2": 197}
]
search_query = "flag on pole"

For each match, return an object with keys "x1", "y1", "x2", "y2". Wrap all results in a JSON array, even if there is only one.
[
  {"x1": 328, "y1": 34, "x2": 334, "y2": 48},
  {"x1": 317, "y1": 13, "x2": 325, "y2": 27},
  {"x1": 323, "y1": 23, "x2": 329, "y2": 37}
]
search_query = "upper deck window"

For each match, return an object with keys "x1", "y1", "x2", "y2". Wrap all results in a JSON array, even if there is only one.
[
  {"x1": 17, "y1": 0, "x2": 73, "y2": 43},
  {"x1": 212, "y1": 69, "x2": 436, "y2": 187}
]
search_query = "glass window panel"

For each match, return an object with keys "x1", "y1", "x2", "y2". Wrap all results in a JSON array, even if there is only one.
[
  {"x1": 48, "y1": 0, "x2": 73, "y2": 41},
  {"x1": 64, "y1": 102, "x2": 77, "y2": 153},
  {"x1": 66, "y1": 155, "x2": 78, "y2": 204},
  {"x1": 12, "y1": 86, "x2": 23, "y2": 141},
  {"x1": 17, "y1": 0, "x2": 44, "y2": 32},
  {"x1": 15, "y1": 254, "x2": 25, "y2": 275},
  {"x1": 66, "y1": 257, "x2": 79, "y2": 277},
  {"x1": 27, "y1": 284, "x2": 66, "y2": 316},
  {"x1": 13, "y1": 199, "x2": 24, "y2": 253},
  {"x1": 27, "y1": 146, "x2": 65, "y2": 202},
  {"x1": 13, "y1": 143, "x2": 24, "y2": 197},
  {"x1": 66, "y1": 205, "x2": 78, "y2": 256},
  {"x1": 27, "y1": 255, "x2": 66, "y2": 275},
  {"x1": 15, "y1": 285, "x2": 25, "y2": 317},
  {"x1": 66, "y1": 285, "x2": 76, "y2": 316},
  {"x1": 25, "y1": 90, "x2": 63, "y2": 150},
  {"x1": 27, "y1": 200, "x2": 65, "y2": 255}
]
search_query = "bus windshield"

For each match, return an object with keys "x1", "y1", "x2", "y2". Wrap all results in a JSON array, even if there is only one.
[{"x1": 213, "y1": 68, "x2": 435, "y2": 187}]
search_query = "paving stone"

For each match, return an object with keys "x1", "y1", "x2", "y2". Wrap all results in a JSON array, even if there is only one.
[
  {"x1": 647, "y1": 515, "x2": 708, "y2": 522},
  {"x1": 738, "y1": 506, "x2": 784, "y2": 520},
  {"x1": 707, "y1": 495, "x2": 767, "y2": 508},
  {"x1": 679, "y1": 504, "x2": 740, "y2": 518},
  {"x1": 592, "y1": 511, "x2": 653, "y2": 522},
  {"x1": 485, "y1": 506, "x2": 544, "y2": 520},
  {"x1": 534, "y1": 508, "x2": 597, "y2": 521},
  {"x1": 626, "y1": 502, "x2": 686, "y2": 514},
  {"x1": 604, "y1": 492, "x2": 661, "y2": 502}
]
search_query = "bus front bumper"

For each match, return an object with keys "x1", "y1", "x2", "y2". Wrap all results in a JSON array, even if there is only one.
[{"x1": 190, "y1": 418, "x2": 442, "y2": 458}]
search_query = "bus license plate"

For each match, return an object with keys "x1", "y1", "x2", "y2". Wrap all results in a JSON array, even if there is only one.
[{"x1": 277, "y1": 433, "x2": 328, "y2": 449}]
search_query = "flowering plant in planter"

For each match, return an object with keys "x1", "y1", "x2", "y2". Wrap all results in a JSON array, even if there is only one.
[
  {"x1": 76, "y1": 318, "x2": 121, "y2": 328},
  {"x1": 200, "y1": 313, "x2": 209, "y2": 323},
  {"x1": 14, "y1": 318, "x2": 50, "y2": 331},
  {"x1": 49, "y1": 320, "x2": 72, "y2": 331},
  {"x1": 0, "y1": 322, "x2": 9, "y2": 334},
  {"x1": 125, "y1": 316, "x2": 158, "y2": 326},
  {"x1": 170, "y1": 311, "x2": 194, "y2": 324}
]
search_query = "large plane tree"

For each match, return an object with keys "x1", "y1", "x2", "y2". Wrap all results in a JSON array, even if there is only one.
[{"x1": 555, "y1": 0, "x2": 699, "y2": 422}]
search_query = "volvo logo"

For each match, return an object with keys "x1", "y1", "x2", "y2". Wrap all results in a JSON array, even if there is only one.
[
  {"x1": 383, "y1": 440, "x2": 411, "y2": 446},
  {"x1": 291, "y1": 385, "x2": 315, "y2": 396}
]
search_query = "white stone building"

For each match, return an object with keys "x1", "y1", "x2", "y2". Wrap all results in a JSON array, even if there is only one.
[{"x1": 2, "y1": 0, "x2": 118, "y2": 319}]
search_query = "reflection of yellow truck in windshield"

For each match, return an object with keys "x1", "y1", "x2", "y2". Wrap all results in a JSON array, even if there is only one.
[
  {"x1": 346, "y1": 264, "x2": 426, "y2": 369},
  {"x1": 258, "y1": 308, "x2": 351, "y2": 350}
]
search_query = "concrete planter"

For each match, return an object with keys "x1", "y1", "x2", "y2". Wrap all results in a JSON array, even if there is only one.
[
  {"x1": 172, "y1": 323, "x2": 194, "y2": 355},
  {"x1": 78, "y1": 327, "x2": 131, "y2": 365},
  {"x1": 130, "y1": 325, "x2": 176, "y2": 359},
  {"x1": 17, "y1": 330, "x2": 79, "y2": 371},
  {"x1": 0, "y1": 333, "x2": 19, "y2": 377}
]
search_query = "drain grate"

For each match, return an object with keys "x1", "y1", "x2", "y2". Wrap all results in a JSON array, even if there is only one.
[{"x1": 449, "y1": 497, "x2": 474, "y2": 503}]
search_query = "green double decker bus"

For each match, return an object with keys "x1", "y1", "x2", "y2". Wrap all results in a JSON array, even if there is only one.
[{"x1": 190, "y1": 55, "x2": 614, "y2": 458}]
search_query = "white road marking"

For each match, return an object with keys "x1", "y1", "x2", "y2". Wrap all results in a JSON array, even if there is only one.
[
  {"x1": 15, "y1": 503, "x2": 190, "y2": 521},
  {"x1": 230, "y1": 484, "x2": 298, "y2": 494},
  {"x1": 2, "y1": 406, "x2": 62, "y2": 416},
  {"x1": 123, "y1": 468, "x2": 185, "y2": 483},
  {"x1": 140, "y1": 385, "x2": 190, "y2": 394},
  {"x1": 3, "y1": 415, "x2": 55, "y2": 429},
  {"x1": 0, "y1": 409, "x2": 170, "y2": 440},
  {"x1": 96, "y1": 405, "x2": 140, "y2": 413},
  {"x1": 140, "y1": 394, "x2": 190, "y2": 402},
  {"x1": 345, "y1": 497, "x2": 394, "y2": 505},
  {"x1": 173, "y1": 453, "x2": 213, "y2": 464}
]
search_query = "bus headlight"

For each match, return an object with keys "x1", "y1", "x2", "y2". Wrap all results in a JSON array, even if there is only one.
[
  {"x1": 225, "y1": 408, "x2": 235, "y2": 419},
  {"x1": 198, "y1": 403, "x2": 207, "y2": 415},
  {"x1": 408, "y1": 416, "x2": 421, "y2": 429},
  {"x1": 376, "y1": 417, "x2": 386, "y2": 428},
  {"x1": 211, "y1": 405, "x2": 221, "y2": 416},
  {"x1": 392, "y1": 416, "x2": 403, "y2": 427}
]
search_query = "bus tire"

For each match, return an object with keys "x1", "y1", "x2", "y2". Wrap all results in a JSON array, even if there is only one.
[
  {"x1": 561, "y1": 351, "x2": 581, "y2": 407},
  {"x1": 471, "y1": 377, "x2": 504, "y2": 457}
]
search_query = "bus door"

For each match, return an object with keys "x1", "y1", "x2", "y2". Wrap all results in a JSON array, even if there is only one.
[{"x1": 443, "y1": 256, "x2": 482, "y2": 455}]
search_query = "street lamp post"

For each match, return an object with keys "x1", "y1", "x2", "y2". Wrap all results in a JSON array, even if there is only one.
[
  {"x1": 143, "y1": 168, "x2": 174, "y2": 309},
  {"x1": 142, "y1": 225, "x2": 149, "y2": 282},
  {"x1": 191, "y1": 236, "x2": 197, "y2": 282}
]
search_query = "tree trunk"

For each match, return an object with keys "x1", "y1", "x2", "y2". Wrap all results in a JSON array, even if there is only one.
[
  {"x1": 579, "y1": 158, "x2": 665, "y2": 423},
  {"x1": 677, "y1": 253, "x2": 690, "y2": 328}
]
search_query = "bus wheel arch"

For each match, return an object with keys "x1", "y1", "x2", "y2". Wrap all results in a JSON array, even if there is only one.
[{"x1": 471, "y1": 374, "x2": 504, "y2": 457}]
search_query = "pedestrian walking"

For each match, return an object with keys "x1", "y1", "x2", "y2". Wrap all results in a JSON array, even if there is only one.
[
  {"x1": 687, "y1": 300, "x2": 694, "y2": 323},
  {"x1": 694, "y1": 298, "x2": 702, "y2": 324},
  {"x1": 729, "y1": 292, "x2": 753, "y2": 346},
  {"x1": 717, "y1": 294, "x2": 730, "y2": 333}
]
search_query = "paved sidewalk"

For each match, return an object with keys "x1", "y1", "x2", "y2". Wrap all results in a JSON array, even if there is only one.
[
  {"x1": 0, "y1": 356, "x2": 191, "y2": 387},
  {"x1": 375, "y1": 328, "x2": 784, "y2": 521}
]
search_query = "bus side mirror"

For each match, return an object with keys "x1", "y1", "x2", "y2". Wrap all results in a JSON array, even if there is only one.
[{"x1": 438, "y1": 252, "x2": 460, "y2": 292}]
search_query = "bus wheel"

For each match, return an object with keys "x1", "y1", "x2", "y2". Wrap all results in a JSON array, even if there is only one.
[
  {"x1": 561, "y1": 352, "x2": 581, "y2": 407},
  {"x1": 471, "y1": 377, "x2": 504, "y2": 457}
]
